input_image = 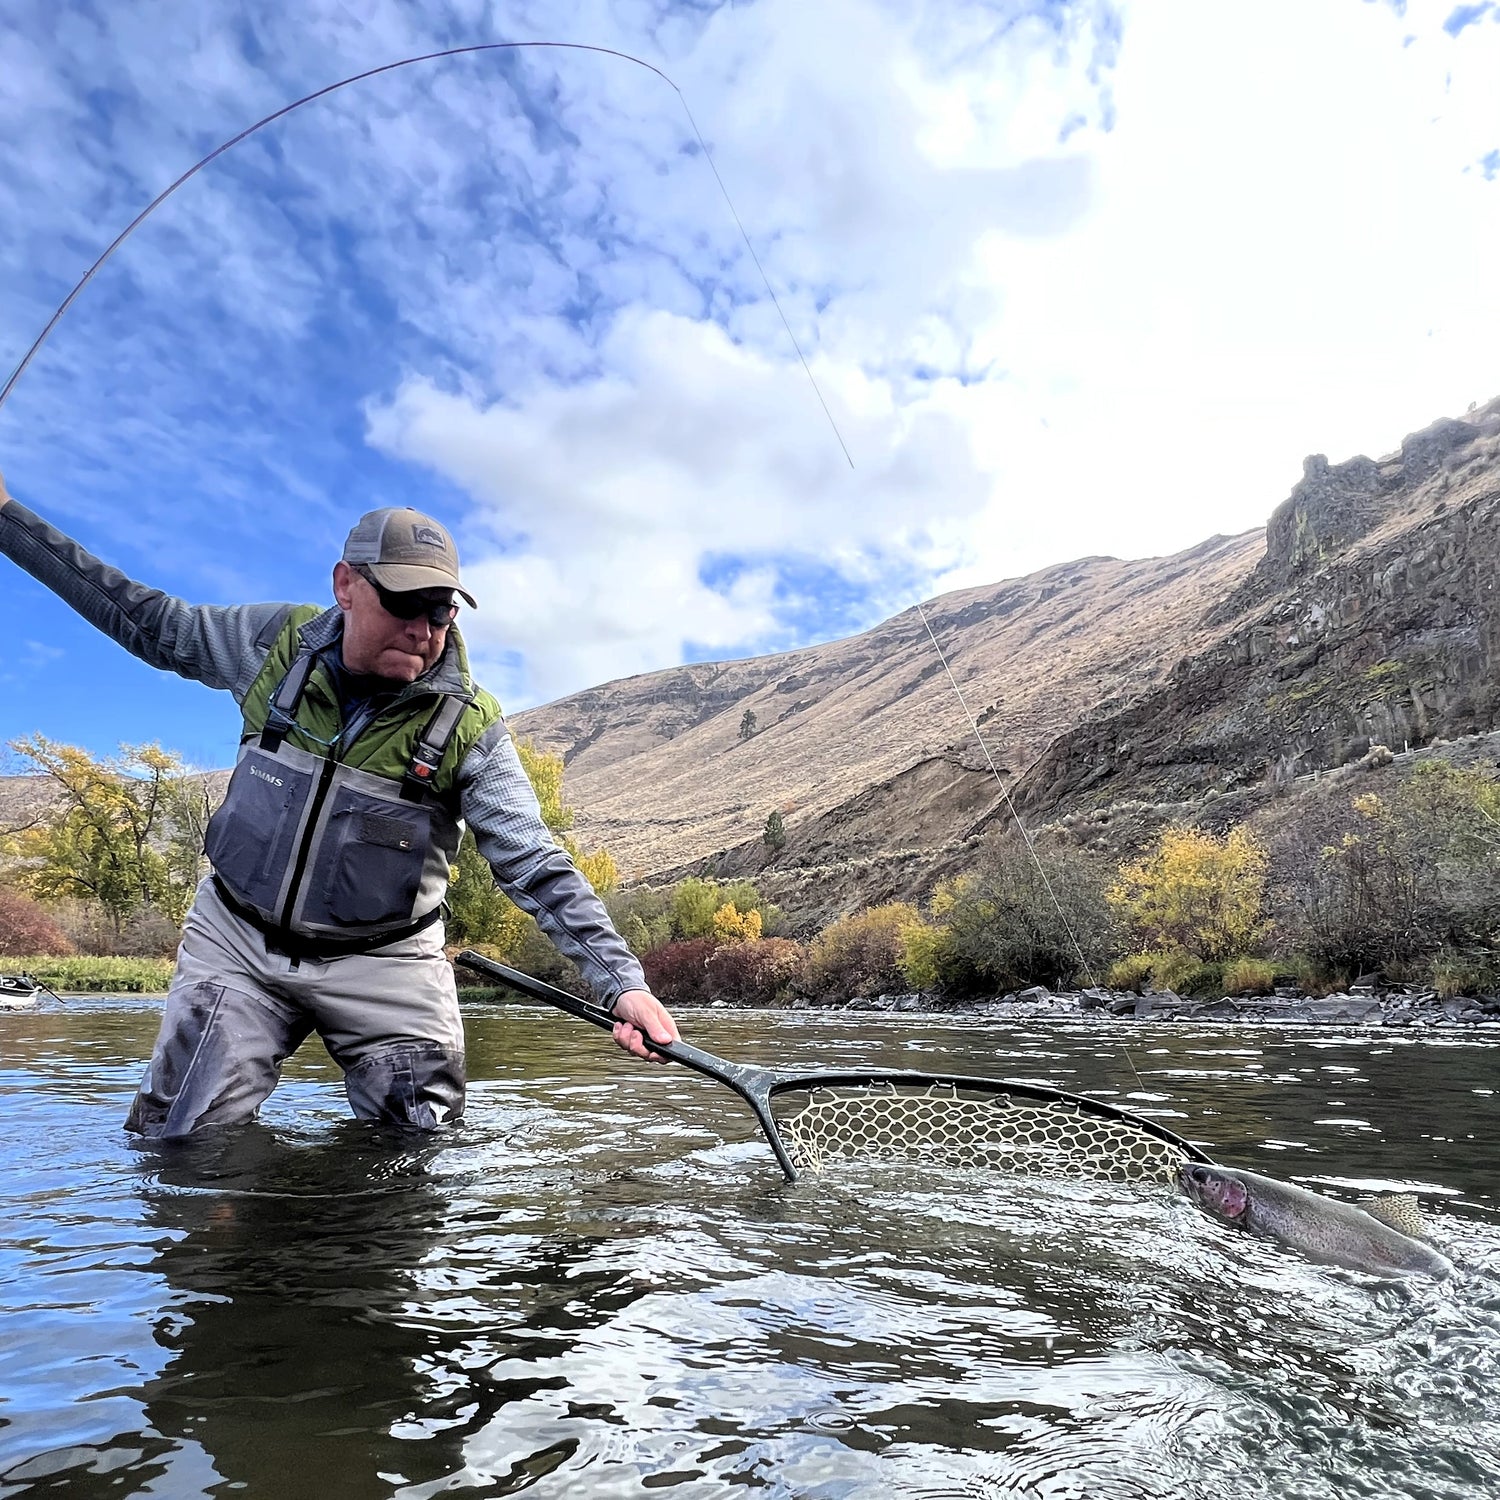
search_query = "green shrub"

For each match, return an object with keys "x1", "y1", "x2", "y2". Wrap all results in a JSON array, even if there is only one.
[
  {"x1": 10, "y1": 955, "x2": 175, "y2": 993},
  {"x1": 1223, "y1": 957, "x2": 1276, "y2": 997},
  {"x1": 920, "y1": 840, "x2": 1118, "y2": 996},
  {"x1": 1147, "y1": 948, "x2": 1200, "y2": 995},
  {"x1": 1429, "y1": 946, "x2": 1500, "y2": 999},
  {"x1": 605, "y1": 886, "x2": 674, "y2": 955},
  {"x1": 1107, "y1": 952, "x2": 1155, "y2": 992},
  {"x1": 667, "y1": 877, "x2": 781, "y2": 941}
]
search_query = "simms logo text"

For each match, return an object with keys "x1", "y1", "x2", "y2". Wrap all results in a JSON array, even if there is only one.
[{"x1": 249, "y1": 765, "x2": 284, "y2": 787}]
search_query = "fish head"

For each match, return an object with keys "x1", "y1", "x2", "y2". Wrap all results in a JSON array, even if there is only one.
[{"x1": 1178, "y1": 1162, "x2": 1250, "y2": 1223}]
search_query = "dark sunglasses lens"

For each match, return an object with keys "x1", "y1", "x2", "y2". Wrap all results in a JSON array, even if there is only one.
[{"x1": 382, "y1": 588, "x2": 456, "y2": 625}]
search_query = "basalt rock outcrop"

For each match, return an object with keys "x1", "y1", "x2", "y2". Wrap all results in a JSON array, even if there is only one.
[
  {"x1": 511, "y1": 397, "x2": 1500, "y2": 927},
  {"x1": 1015, "y1": 400, "x2": 1500, "y2": 817}
]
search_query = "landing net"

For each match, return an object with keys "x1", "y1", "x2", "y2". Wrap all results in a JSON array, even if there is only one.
[{"x1": 775, "y1": 1083, "x2": 1189, "y2": 1183}]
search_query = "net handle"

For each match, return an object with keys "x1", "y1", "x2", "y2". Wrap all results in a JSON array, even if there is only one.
[
  {"x1": 455, "y1": 950, "x2": 799, "y2": 1177},
  {"x1": 454, "y1": 951, "x2": 1215, "y2": 1177}
]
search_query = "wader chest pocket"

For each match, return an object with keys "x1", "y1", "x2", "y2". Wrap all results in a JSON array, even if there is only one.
[
  {"x1": 203, "y1": 757, "x2": 310, "y2": 915},
  {"x1": 303, "y1": 792, "x2": 431, "y2": 928}
]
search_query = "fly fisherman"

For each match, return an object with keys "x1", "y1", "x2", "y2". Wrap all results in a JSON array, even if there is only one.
[{"x1": 0, "y1": 473, "x2": 680, "y2": 1135}]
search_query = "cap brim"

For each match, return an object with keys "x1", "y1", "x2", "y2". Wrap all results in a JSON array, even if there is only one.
[{"x1": 366, "y1": 562, "x2": 477, "y2": 610}]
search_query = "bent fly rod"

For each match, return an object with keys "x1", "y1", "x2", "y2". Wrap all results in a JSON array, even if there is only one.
[
  {"x1": 457, "y1": 949, "x2": 1213, "y2": 1184},
  {"x1": 0, "y1": 40, "x2": 849, "y2": 466}
]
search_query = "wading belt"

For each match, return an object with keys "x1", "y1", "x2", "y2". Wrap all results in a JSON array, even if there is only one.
[{"x1": 211, "y1": 875, "x2": 442, "y2": 961}]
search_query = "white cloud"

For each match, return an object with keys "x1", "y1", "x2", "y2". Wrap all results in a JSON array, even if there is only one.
[{"x1": 366, "y1": 305, "x2": 991, "y2": 699}]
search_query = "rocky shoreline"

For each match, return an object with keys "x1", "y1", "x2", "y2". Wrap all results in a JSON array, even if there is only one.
[{"x1": 774, "y1": 986, "x2": 1500, "y2": 1026}]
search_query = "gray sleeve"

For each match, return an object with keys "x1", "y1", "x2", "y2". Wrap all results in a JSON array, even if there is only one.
[
  {"x1": 456, "y1": 719, "x2": 649, "y2": 1006},
  {"x1": 0, "y1": 497, "x2": 293, "y2": 703}
]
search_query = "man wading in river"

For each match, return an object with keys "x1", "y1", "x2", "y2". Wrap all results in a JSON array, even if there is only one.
[{"x1": 0, "y1": 472, "x2": 680, "y2": 1134}]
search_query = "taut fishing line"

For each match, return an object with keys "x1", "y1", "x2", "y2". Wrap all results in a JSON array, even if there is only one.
[
  {"x1": 0, "y1": 37, "x2": 851, "y2": 470},
  {"x1": 7, "y1": 33, "x2": 1162, "y2": 1176}
]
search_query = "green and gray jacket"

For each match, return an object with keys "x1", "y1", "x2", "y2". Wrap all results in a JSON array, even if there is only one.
[{"x1": 0, "y1": 498, "x2": 647, "y2": 1003}]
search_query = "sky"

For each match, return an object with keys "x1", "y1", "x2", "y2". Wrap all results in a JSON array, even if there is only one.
[{"x1": 0, "y1": 0, "x2": 1497, "y2": 770}]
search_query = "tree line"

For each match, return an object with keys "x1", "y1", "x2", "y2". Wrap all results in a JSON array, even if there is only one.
[{"x1": 5, "y1": 734, "x2": 1499, "y2": 1006}]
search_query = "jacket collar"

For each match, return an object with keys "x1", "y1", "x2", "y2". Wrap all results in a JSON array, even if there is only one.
[{"x1": 296, "y1": 606, "x2": 474, "y2": 700}]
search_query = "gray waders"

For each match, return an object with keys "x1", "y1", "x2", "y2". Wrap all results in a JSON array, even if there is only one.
[{"x1": 125, "y1": 877, "x2": 465, "y2": 1137}]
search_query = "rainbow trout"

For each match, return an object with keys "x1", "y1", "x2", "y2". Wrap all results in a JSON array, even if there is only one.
[{"x1": 1179, "y1": 1163, "x2": 1453, "y2": 1279}]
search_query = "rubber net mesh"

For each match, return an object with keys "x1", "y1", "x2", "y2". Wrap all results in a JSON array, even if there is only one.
[{"x1": 775, "y1": 1083, "x2": 1188, "y2": 1182}]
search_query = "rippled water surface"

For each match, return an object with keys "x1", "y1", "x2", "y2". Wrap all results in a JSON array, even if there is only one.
[{"x1": 2, "y1": 999, "x2": 1498, "y2": 1498}]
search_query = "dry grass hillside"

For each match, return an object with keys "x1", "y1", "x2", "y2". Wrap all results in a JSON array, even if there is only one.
[
  {"x1": 513, "y1": 396, "x2": 1500, "y2": 926},
  {"x1": 511, "y1": 530, "x2": 1265, "y2": 879}
]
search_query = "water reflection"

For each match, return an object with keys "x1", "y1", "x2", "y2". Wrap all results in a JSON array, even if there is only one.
[
  {"x1": 2, "y1": 1003, "x2": 1499, "y2": 1498},
  {"x1": 129, "y1": 1125, "x2": 459, "y2": 1496}
]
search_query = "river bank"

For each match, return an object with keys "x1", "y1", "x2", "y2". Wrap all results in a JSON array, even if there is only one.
[{"x1": 783, "y1": 985, "x2": 1500, "y2": 1026}]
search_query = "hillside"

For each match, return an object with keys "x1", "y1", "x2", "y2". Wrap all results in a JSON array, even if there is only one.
[
  {"x1": 6, "y1": 396, "x2": 1496, "y2": 939},
  {"x1": 511, "y1": 397, "x2": 1500, "y2": 924}
]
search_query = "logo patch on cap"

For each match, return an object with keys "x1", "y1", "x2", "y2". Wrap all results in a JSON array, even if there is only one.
[{"x1": 412, "y1": 524, "x2": 447, "y2": 548}]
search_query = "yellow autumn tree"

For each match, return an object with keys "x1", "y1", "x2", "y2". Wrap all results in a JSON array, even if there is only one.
[
  {"x1": 711, "y1": 901, "x2": 762, "y2": 943},
  {"x1": 1108, "y1": 824, "x2": 1269, "y2": 960},
  {"x1": 5, "y1": 736, "x2": 213, "y2": 932},
  {"x1": 447, "y1": 737, "x2": 615, "y2": 957}
]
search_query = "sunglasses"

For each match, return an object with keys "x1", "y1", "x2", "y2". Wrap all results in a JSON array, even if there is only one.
[{"x1": 354, "y1": 565, "x2": 459, "y2": 627}]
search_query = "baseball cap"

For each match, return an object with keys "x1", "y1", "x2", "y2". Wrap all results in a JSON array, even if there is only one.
[{"x1": 342, "y1": 508, "x2": 477, "y2": 608}]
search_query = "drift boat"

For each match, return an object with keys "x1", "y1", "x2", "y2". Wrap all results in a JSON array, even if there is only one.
[{"x1": 0, "y1": 974, "x2": 41, "y2": 1009}]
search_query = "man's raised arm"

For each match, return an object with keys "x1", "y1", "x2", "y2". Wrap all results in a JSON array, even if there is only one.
[{"x1": 0, "y1": 470, "x2": 292, "y2": 704}]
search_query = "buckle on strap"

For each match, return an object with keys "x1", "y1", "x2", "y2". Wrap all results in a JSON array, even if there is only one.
[
  {"x1": 402, "y1": 694, "x2": 471, "y2": 800},
  {"x1": 259, "y1": 649, "x2": 319, "y2": 753}
]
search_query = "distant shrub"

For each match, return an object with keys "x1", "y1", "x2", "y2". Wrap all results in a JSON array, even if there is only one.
[
  {"x1": 1107, "y1": 952, "x2": 1155, "y2": 992},
  {"x1": 711, "y1": 902, "x2": 762, "y2": 943},
  {"x1": 1147, "y1": 948, "x2": 1200, "y2": 995},
  {"x1": 1109, "y1": 826, "x2": 1269, "y2": 961},
  {"x1": 898, "y1": 916, "x2": 948, "y2": 992},
  {"x1": 1273, "y1": 760, "x2": 1500, "y2": 973},
  {"x1": 916, "y1": 840, "x2": 1118, "y2": 996},
  {"x1": 669, "y1": 879, "x2": 722, "y2": 940},
  {"x1": 666, "y1": 877, "x2": 781, "y2": 940},
  {"x1": 112, "y1": 907, "x2": 181, "y2": 958},
  {"x1": 605, "y1": 886, "x2": 674, "y2": 956},
  {"x1": 704, "y1": 938, "x2": 804, "y2": 1006},
  {"x1": 800, "y1": 904, "x2": 918, "y2": 1001},
  {"x1": 643, "y1": 937, "x2": 720, "y2": 1005},
  {"x1": 0, "y1": 889, "x2": 74, "y2": 958},
  {"x1": 1429, "y1": 946, "x2": 1500, "y2": 999},
  {"x1": 1223, "y1": 957, "x2": 1276, "y2": 997}
]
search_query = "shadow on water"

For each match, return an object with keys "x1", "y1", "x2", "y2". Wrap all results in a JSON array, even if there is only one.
[{"x1": 1, "y1": 1120, "x2": 656, "y2": 1499}]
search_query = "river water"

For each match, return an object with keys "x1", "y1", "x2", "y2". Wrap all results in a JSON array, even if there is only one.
[{"x1": 1, "y1": 998, "x2": 1497, "y2": 1499}]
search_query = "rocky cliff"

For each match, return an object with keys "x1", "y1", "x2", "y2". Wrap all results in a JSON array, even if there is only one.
[
  {"x1": 511, "y1": 396, "x2": 1500, "y2": 927},
  {"x1": 1016, "y1": 400, "x2": 1500, "y2": 816}
]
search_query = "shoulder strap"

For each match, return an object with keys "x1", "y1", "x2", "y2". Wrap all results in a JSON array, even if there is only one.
[
  {"x1": 402, "y1": 693, "x2": 472, "y2": 801},
  {"x1": 258, "y1": 649, "x2": 319, "y2": 753}
]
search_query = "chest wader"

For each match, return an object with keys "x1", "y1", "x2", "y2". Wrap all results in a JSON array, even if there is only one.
[{"x1": 128, "y1": 641, "x2": 480, "y2": 1137}]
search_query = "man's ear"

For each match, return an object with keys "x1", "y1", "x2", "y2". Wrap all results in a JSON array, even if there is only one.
[{"x1": 332, "y1": 560, "x2": 357, "y2": 610}]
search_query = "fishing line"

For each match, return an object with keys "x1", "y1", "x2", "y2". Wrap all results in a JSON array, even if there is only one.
[
  {"x1": 914, "y1": 600, "x2": 1100, "y2": 990},
  {"x1": 0, "y1": 39, "x2": 852, "y2": 468},
  {"x1": 6, "y1": 34, "x2": 1091, "y2": 1001}
]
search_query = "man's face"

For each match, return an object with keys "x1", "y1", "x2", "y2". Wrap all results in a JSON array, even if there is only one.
[{"x1": 332, "y1": 561, "x2": 455, "y2": 682}]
